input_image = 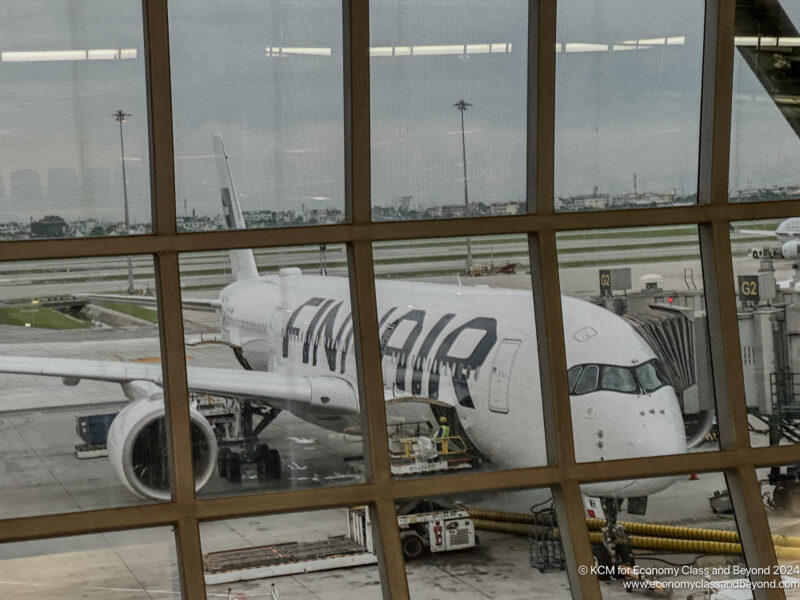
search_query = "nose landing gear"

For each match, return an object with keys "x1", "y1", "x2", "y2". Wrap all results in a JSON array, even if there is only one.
[{"x1": 592, "y1": 497, "x2": 634, "y2": 581}]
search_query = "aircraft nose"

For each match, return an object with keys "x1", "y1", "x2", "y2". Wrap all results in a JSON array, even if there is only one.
[{"x1": 572, "y1": 386, "x2": 687, "y2": 463}]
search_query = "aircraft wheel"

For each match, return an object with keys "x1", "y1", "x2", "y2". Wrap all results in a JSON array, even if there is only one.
[
  {"x1": 217, "y1": 447, "x2": 231, "y2": 479},
  {"x1": 592, "y1": 544, "x2": 614, "y2": 580},
  {"x1": 255, "y1": 444, "x2": 270, "y2": 481},
  {"x1": 752, "y1": 250, "x2": 759, "y2": 259},
  {"x1": 401, "y1": 532, "x2": 425, "y2": 560},
  {"x1": 227, "y1": 452, "x2": 242, "y2": 484},
  {"x1": 266, "y1": 448, "x2": 281, "y2": 479}
]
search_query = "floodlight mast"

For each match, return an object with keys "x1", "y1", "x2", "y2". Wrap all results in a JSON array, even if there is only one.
[
  {"x1": 112, "y1": 109, "x2": 134, "y2": 294},
  {"x1": 454, "y1": 99, "x2": 473, "y2": 272}
]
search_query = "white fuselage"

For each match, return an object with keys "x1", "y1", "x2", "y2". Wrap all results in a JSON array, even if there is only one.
[
  {"x1": 218, "y1": 271, "x2": 686, "y2": 499},
  {"x1": 775, "y1": 218, "x2": 800, "y2": 241}
]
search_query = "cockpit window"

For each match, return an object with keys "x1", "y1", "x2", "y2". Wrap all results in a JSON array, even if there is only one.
[
  {"x1": 600, "y1": 366, "x2": 638, "y2": 393},
  {"x1": 574, "y1": 365, "x2": 599, "y2": 395},
  {"x1": 567, "y1": 366, "x2": 583, "y2": 393},
  {"x1": 635, "y1": 361, "x2": 669, "y2": 393}
]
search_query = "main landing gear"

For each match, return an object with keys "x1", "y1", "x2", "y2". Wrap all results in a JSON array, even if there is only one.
[{"x1": 207, "y1": 399, "x2": 283, "y2": 484}]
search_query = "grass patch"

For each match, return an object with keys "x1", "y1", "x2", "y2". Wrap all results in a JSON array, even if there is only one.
[
  {"x1": 0, "y1": 306, "x2": 90, "y2": 329},
  {"x1": 98, "y1": 302, "x2": 159, "y2": 324}
]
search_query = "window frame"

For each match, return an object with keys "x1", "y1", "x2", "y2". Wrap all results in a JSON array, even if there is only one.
[{"x1": 0, "y1": 0, "x2": 791, "y2": 598}]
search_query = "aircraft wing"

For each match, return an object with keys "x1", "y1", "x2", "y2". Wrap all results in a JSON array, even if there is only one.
[
  {"x1": 0, "y1": 356, "x2": 359, "y2": 417},
  {"x1": 76, "y1": 293, "x2": 222, "y2": 312}
]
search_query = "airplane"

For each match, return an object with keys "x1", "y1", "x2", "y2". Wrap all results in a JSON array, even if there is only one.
[
  {"x1": 734, "y1": 217, "x2": 800, "y2": 260},
  {"x1": 0, "y1": 135, "x2": 688, "y2": 514}
]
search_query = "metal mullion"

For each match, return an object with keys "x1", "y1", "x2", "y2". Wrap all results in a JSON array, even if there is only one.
[
  {"x1": 343, "y1": 0, "x2": 371, "y2": 225},
  {"x1": 697, "y1": 0, "x2": 735, "y2": 207},
  {"x1": 699, "y1": 222, "x2": 750, "y2": 448},
  {"x1": 528, "y1": 232, "x2": 572, "y2": 464},
  {"x1": 5, "y1": 198, "x2": 800, "y2": 262},
  {"x1": 0, "y1": 504, "x2": 184, "y2": 544},
  {"x1": 726, "y1": 466, "x2": 782, "y2": 599},
  {"x1": 347, "y1": 242, "x2": 409, "y2": 599},
  {"x1": 154, "y1": 252, "x2": 206, "y2": 598},
  {"x1": 527, "y1": 231, "x2": 597, "y2": 598},
  {"x1": 528, "y1": 0, "x2": 556, "y2": 215},
  {"x1": 142, "y1": 0, "x2": 177, "y2": 234},
  {"x1": 553, "y1": 481, "x2": 601, "y2": 599},
  {"x1": 154, "y1": 253, "x2": 196, "y2": 504},
  {"x1": 174, "y1": 518, "x2": 207, "y2": 600}
]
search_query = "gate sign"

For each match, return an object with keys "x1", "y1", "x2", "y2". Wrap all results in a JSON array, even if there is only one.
[
  {"x1": 599, "y1": 269, "x2": 612, "y2": 297},
  {"x1": 738, "y1": 275, "x2": 760, "y2": 302}
]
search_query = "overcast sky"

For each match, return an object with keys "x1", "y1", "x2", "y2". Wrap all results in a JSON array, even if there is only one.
[{"x1": 0, "y1": 0, "x2": 798, "y2": 223}]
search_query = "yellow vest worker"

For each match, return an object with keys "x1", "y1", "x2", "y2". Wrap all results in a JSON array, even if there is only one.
[{"x1": 434, "y1": 416, "x2": 450, "y2": 439}]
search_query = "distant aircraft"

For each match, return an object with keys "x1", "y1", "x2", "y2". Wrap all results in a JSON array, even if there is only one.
[
  {"x1": 734, "y1": 217, "x2": 800, "y2": 260},
  {"x1": 0, "y1": 136, "x2": 688, "y2": 512}
]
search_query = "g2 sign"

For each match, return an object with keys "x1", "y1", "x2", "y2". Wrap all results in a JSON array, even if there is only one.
[{"x1": 738, "y1": 275, "x2": 760, "y2": 302}]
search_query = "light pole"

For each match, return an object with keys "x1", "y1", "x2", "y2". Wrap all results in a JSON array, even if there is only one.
[
  {"x1": 112, "y1": 109, "x2": 135, "y2": 294},
  {"x1": 454, "y1": 99, "x2": 473, "y2": 271}
]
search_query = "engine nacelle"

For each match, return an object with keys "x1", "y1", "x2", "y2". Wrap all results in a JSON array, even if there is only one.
[
  {"x1": 107, "y1": 395, "x2": 217, "y2": 501},
  {"x1": 783, "y1": 240, "x2": 800, "y2": 260}
]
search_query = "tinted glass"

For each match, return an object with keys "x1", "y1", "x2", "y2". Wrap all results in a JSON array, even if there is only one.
[
  {"x1": 730, "y1": 217, "x2": 800, "y2": 449},
  {"x1": 179, "y1": 245, "x2": 366, "y2": 500},
  {"x1": 372, "y1": 235, "x2": 548, "y2": 478},
  {"x1": 555, "y1": 0, "x2": 704, "y2": 211},
  {"x1": 600, "y1": 365, "x2": 637, "y2": 392},
  {"x1": 557, "y1": 225, "x2": 719, "y2": 462},
  {"x1": 0, "y1": 527, "x2": 179, "y2": 598},
  {"x1": 0, "y1": 2, "x2": 150, "y2": 238},
  {"x1": 730, "y1": 2, "x2": 800, "y2": 203},
  {"x1": 169, "y1": 0, "x2": 345, "y2": 230},
  {"x1": 200, "y1": 509, "x2": 381, "y2": 599},
  {"x1": 0, "y1": 256, "x2": 172, "y2": 518},
  {"x1": 574, "y1": 365, "x2": 599, "y2": 394},
  {"x1": 401, "y1": 490, "x2": 571, "y2": 599},
  {"x1": 370, "y1": 0, "x2": 527, "y2": 221}
]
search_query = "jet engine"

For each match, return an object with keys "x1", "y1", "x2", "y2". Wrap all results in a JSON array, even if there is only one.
[
  {"x1": 684, "y1": 408, "x2": 715, "y2": 448},
  {"x1": 783, "y1": 240, "x2": 800, "y2": 260},
  {"x1": 107, "y1": 395, "x2": 217, "y2": 501}
]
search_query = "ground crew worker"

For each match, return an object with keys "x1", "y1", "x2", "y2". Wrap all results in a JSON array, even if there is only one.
[
  {"x1": 434, "y1": 416, "x2": 450, "y2": 439},
  {"x1": 433, "y1": 416, "x2": 450, "y2": 453}
]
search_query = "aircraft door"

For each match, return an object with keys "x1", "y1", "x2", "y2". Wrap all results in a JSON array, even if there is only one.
[{"x1": 489, "y1": 339, "x2": 522, "y2": 413}]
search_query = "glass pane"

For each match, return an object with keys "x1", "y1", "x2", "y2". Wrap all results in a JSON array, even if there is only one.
[
  {"x1": 555, "y1": 0, "x2": 704, "y2": 211},
  {"x1": 0, "y1": 2, "x2": 151, "y2": 238},
  {"x1": 730, "y1": 2, "x2": 800, "y2": 202},
  {"x1": 0, "y1": 527, "x2": 179, "y2": 598},
  {"x1": 372, "y1": 235, "x2": 547, "y2": 479},
  {"x1": 200, "y1": 509, "x2": 381, "y2": 599},
  {"x1": 0, "y1": 256, "x2": 174, "y2": 518},
  {"x1": 169, "y1": 0, "x2": 345, "y2": 231},
  {"x1": 179, "y1": 245, "x2": 366, "y2": 500},
  {"x1": 580, "y1": 472, "x2": 753, "y2": 596},
  {"x1": 370, "y1": 1, "x2": 527, "y2": 221},
  {"x1": 730, "y1": 217, "x2": 800, "y2": 448},
  {"x1": 400, "y1": 490, "x2": 571, "y2": 599},
  {"x1": 760, "y1": 462, "x2": 800, "y2": 597},
  {"x1": 556, "y1": 226, "x2": 718, "y2": 462}
]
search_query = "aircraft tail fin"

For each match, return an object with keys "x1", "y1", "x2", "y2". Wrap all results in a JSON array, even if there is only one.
[{"x1": 213, "y1": 134, "x2": 259, "y2": 281}]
